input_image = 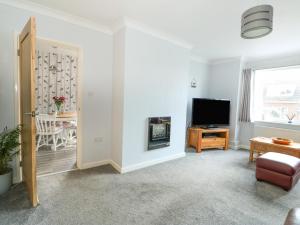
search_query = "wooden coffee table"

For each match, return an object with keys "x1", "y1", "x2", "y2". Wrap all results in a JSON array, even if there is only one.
[{"x1": 249, "y1": 137, "x2": 300, "y2": 162}]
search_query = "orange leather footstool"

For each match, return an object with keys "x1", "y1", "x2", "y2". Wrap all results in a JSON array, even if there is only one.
[{"x1": 256, "y1": 152, "x2": 300, "y2": 191}]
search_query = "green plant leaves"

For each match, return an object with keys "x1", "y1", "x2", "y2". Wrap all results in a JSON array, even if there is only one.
[{"x1": 0, "y1": 126, "x2": 21, "y2": 174}]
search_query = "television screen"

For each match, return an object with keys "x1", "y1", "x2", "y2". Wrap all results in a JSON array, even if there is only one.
[{"x1": 192, "y1": 98, "x2": 230, "y2": 126}]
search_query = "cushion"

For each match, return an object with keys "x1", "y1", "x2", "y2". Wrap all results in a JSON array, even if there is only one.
[{"x1": 256, "y1": 152, "x2": 300, "y2": 176}]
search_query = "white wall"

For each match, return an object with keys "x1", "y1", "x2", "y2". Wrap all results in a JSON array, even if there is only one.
[
  {"x1": 254, "y1": 125, "x2": 300, "y2": 141},
  {"x1": 238, "y1": 122, "x2": 254, "y2": 147},
  {"x1": 239, "y1": 122, "x2": 300, "y2": 149},
  {"x1": 112, "y1": 27, "x2": 189, "y2": 170},
  {"x1": 245, "y1": 54, "x2": 300, "y2": 70},
  {"x1": 203, "y1": 54, "x2": 300, "y2": 149},
  {"x1": 111, "y1": 28, "x2": 126, "y2": 166},
  {"x1": 0, "y1": 5, "x2": 113, "y2": 175},
  {"x1": 208, "y1": 58, "x2": 243, "y2": 148},
  {"x1": 186, "y1": 60, "x2": 210, "y2": 127},
  {"x1": 0, "y1": 3, "x2": 200, "y2": 177}
]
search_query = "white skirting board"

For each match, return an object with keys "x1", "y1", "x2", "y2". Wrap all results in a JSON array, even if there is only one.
[
  {"x1": 80, "y1": 152, "x2": 186, "y2": 174},
  {"x1": 119, "y1": 152, "x2": 186, "y2": 173},
  {"x1": 254, "y1": 125, "x2": 300, "y2": 142},
  {"x1": 80, "y1": 160, "x2": 111, "y2": 170},
  {"x1": 109, "y1": 160, "x2": 122, "y2": 173},
  {"x1": 238, "y1": 125, "x2": 300, "y2": 151},
  {"x1": 239, "y1": 145, "x2": 250, "y2": 150},
  {"x1": 229, "y1": 138, "x2": 240, "y2": 150}
]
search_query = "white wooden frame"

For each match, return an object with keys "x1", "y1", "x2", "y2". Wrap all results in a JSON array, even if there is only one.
[{"x1": 14, "y1": 33, "x2": 84, "y2": 182}]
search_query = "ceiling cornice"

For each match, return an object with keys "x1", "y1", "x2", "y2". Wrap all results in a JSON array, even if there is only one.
[
  {"x1": 111, "y1": 18, "x2": 126, "y2": 34},
  {"x1": 1, "y1": 0, "x2": 195, "y2": 51},
  {"x1": 209, "y1": 57, "x2": 242, "y2": 65},
  {"x1": 113, "y1": 17, "x2": 193, "y2": 50},
  {"x1": 0, "y1": 0, "x2": 112, "y2": 35}
]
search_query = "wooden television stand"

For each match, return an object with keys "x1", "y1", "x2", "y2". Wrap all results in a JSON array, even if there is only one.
[{"x1": 188, "y1": 127, "x2": 229, "y2": 153}]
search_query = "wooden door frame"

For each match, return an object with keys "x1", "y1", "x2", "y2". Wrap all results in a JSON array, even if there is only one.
[
  {"x1": 13, "y1": 31, "x2": 22, "y2": 183},
  {"x1": 13, "y1": 34, "x2": 84, "y2": 183}
]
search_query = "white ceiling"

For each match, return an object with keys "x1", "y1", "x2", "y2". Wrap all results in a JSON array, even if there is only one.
[{"x1": 25, "y1": 0, "x2": 300, "y2": 62}]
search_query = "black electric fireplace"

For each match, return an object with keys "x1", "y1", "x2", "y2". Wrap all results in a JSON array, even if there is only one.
[{"x1": 148, "y1": 117, "x2": 171, "y2": 150}]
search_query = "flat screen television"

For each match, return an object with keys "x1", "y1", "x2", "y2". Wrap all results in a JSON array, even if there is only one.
[{"x1": 192, "y1": 98, "x2": 230, "y2": 127}]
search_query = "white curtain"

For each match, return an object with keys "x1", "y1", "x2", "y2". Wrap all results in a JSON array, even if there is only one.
[{"x1": 239, "y1": 68, "x2": 253, "y2": 122}]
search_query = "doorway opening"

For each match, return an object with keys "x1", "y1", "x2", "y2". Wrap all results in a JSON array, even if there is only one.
[
  {"x1": 35, "y1": 38, "x2": 81, "y2": 176},
  {"x1": 15, "y1": 17, "x2": 83, "y2": 206}
]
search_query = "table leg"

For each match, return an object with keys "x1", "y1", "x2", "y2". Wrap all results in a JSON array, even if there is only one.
[{"x1": 249, "y1": 144, "x2": 254, "y2": 162}]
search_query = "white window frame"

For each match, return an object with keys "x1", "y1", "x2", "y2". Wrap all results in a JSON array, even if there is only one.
[{"x1": 251, "y1": 65, "x2": 300, "y2": 126}]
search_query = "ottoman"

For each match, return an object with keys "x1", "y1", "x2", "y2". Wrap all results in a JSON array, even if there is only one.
[{"x1": 256, "y1": 152, "x2": 300, "y2": 191}]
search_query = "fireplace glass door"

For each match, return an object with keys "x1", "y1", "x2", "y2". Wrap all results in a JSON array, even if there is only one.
[{"x1": 148, "y1": 117, "x2": 171, "y2": 150}]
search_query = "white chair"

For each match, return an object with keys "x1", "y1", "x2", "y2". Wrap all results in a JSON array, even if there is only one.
[
  {"x1": 63, "y1": 121, "x2": 77, "y2": 145},
  {"x1": 36, "y1": 114, "x2": 65, "y2": 151}
]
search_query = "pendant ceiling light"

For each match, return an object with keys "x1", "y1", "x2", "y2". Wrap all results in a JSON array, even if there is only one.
[{"x1": 241, "y1": 5, "x2": 273, "y2": 39}]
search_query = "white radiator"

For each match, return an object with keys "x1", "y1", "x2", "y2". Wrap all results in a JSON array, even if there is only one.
[{"x1": 254, "y1": 125, "x2": 300, "y2": 142}]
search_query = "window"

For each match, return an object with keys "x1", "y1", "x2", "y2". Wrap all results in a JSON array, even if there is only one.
[{"x1": 252, "y1": 66, "x2": 300, "y2": 124}]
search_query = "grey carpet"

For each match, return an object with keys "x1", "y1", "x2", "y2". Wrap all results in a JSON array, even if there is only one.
[{"x1": 1, "y1": 149, "x2": 299, "y2": 225}]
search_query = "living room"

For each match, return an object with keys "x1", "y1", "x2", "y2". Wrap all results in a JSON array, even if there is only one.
[{"x1": 0, "y1": 0, "x2": 300, "y2": 225}]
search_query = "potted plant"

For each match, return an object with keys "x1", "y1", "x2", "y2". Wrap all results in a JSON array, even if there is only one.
[
  {"x1": 286, "y1": 112, "x2": 296, "y2": 124},
  {"x1": 0, "y1": 126, "x2": 21, "y2": 195},
  {"x1": 53, "y1": 96, "x2": 66, "y2": 114}
]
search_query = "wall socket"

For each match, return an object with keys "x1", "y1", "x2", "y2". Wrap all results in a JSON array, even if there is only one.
[{"x1": 94, "y1": 137, "x2": 103, "y2": 142}]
